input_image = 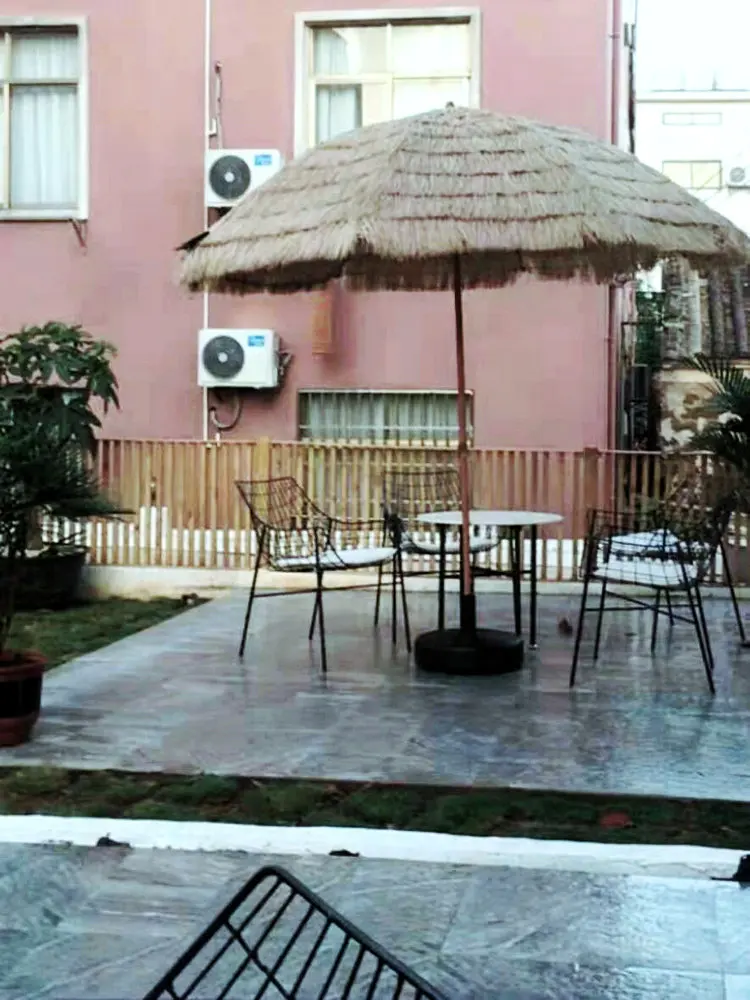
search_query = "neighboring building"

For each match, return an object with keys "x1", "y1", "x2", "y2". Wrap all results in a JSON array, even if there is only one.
[
  {"x1": 0, "y1": 1, "x2": 630, "y2": 449},
  {"x1": 633, "y1": 3, "x2": 750, "y2": 447},
  {"x1": 637, "y1": 92, "x2": 750, "y2": 237}
]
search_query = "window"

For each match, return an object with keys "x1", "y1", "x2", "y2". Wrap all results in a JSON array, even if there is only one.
[
  {"x1": 662, "y1": 112, "x2": 723, "y2": 126},
  {"x1": 297, "y1": 12, "x2": 479, "y2": 151},
  {"x1": 298, "y1": 389, "x2": 473, "y2": 445},
  {"x1": 662, "y1": 160, "x2": 722, "y2": 192},
  {"x1": 0, "y1": 24, "x2": 84, "y2": 215}
]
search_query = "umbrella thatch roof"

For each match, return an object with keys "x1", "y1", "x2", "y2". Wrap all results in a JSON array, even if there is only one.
[{"x1": 180, "y1": 105, "x2": 750, "y2": 294}]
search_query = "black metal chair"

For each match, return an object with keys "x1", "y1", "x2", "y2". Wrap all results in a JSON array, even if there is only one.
[
  {"x1": 237, "y1": 477, "x2": 410, "y2": 673},
  {"x1": 618, "y1": 470, "x2": 746, "y2": 642},
  {"x1": 374, "y1": 467, "x2": 497, "y2": 634},
  {"x1": 569, "y1": 498, "x2": 734, "y2": 693},
  {"x1": 143, "y1": 864, "x2": 447, "y2": 1000}
]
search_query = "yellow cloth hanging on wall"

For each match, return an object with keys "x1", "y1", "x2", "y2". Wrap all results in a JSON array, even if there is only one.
[{"x1": 311, "y1": 283, "x2": 336, "y2": 355}]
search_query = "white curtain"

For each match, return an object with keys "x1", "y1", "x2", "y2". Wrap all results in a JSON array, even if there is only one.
[
  {"x1": 315, "y1": 86, "x2": 361, "y2": 143},
  {"x1": 300, "y1": 391, "x2": 468, "y2": 444},
  {"x1": 393, "y1": 77, "x2": 470, "y2": 120},
  {"x1": 314, "y1": 29, "x2": 361, "y2": 142},
  {"x1": 391, "y1": 23, "x2": 470, "y2": 77},
  {"x1": 9, "y1": 31, "x2": 79, "y2": 209},
  {"x1": 313, "y1": 27, "x2": 351, "y2": 74}
]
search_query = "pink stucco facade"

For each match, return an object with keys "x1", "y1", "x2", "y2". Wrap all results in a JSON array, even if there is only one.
[{"x1": 0, "y1": 0, "x2": 625, "y2": 448}]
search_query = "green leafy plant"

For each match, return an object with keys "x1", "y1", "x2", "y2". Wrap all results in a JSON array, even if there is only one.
[
  {"x1": 0, "y1": 322, "x2": 119, "y2": 456},
  {"x1": 0, "y1": 324, "x2": 123, "y2": 653},
  {"x1": 683, "y1": 354, "x2": 750, "y2": 488},
  {"x1": 0, "y1": 409, "x2": 121, "y2": 654}
]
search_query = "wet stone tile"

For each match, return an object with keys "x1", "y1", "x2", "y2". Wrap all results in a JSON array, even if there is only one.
[
  {"x1": 444, "y1": 869, "x2": 723, "y2": 974},
  {"x1": 422, "y1": 954, "x2": 725, "y2": 1000},
  {"x1": 2, "y1": 589, "x2": 750, "y2": 800}
]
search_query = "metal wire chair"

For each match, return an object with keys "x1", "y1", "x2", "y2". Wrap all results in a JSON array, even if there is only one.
[
  {"x1": 570, "y1": 497, "x2": 735, "y2": 693},
  {"x1": 374, "y1": 467, "x2": 496, "y2": 637},
  {"x1": 626, "y1": 468, "x2": 746, "y2": 641},
  {"x1": 237, "y1": 477, "x2": 409, "y2": 672},
  {"x1": 143, "y1": 864, "x2": 448, "y2": 1000}
]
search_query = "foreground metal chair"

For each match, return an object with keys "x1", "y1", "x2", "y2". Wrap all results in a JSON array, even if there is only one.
[
  {"x1": 237, "y1": 477, "x2": 409, "y2": 672},
  {"x1": 143, "y1": 864, "x2": 448, "y2": 1000},
  {"x1": 570, "y1": 499, "x2": 734, "y2": 693},
  {"x1": 374, "y1": 467, "x2": 496, "y2": 636}
]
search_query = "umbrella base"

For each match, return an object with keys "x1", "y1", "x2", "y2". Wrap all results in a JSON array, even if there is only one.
[{"x1": 414, "y1": 627, "x2": 524, "y2": 676}]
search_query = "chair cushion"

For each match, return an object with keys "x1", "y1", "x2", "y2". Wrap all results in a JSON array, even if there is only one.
[
  {"x1": 276, "y1": 546, "x2": 396, "y2": 571},
  {"x1": 593, "y1": 557, "x2": 697, "y2": 588},
  {"x1": 610, "y1": 529, "x2": 676, "y2": 554},
  {"x1": 403, "y1": 536, "x2": 496, "y2": 555},
  {"x1": 610, "y1": 530, "x2": 711, "y2": 559}
]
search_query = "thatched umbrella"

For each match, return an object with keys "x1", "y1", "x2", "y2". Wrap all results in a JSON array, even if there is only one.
[{"x1": 180, "y1": 105, "x2": 750, "y2": 668}]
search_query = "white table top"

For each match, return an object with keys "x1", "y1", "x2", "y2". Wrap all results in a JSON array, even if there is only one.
[{"x1": 417, "y1": 509, "x2": 563, "y2": 528}]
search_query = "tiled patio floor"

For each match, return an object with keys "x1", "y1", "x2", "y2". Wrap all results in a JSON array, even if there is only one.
[
  {"x1": 4, "y1": 587, "x2": 750, "y2": 801},
  {"x1": 0, "y1": 842, "x2": 747, "y2": 1000}
]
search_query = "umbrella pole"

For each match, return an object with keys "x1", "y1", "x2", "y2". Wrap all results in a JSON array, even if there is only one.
[{"x1": 452, "y1": 254, "x2": 476, "y2": 633}]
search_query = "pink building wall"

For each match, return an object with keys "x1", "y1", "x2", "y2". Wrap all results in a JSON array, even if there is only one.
[{"x1": 0, "y1": 0, "x2": 624, "y2": 449}]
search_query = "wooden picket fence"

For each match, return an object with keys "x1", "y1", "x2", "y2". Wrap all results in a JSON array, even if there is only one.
[{"x1": 54, "y1": 438, "x2": 739, "y2": 584}]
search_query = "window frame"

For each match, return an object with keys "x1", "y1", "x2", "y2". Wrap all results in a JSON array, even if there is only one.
[
  {"x1": 297, "y1": 387, "x2": 474, "y2": 446},
  {"x1": 661, "y1": 111, "x2": 723, "y2": 126},
  {"x1": 294, "y1": 7, "x2": 482, "y2": 156},
  {"x1": 661, "y1": 159, "x2": 723, "y2": 192},
  {"x1": 0, "y1": 15, "x2": 88, "y2": 221}
]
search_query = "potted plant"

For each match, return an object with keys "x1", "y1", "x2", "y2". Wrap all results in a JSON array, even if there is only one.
[
  {"x1": 0, "y1": 395, "x2": 121, "y2": 745},
  {"x1": 683, "y1": 354, "x2": 750, "y2": 581},
  {"x1": 0, "y1": 323, "x2": 119, "y2": 608}
]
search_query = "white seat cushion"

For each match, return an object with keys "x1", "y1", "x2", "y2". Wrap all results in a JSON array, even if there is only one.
[
  {"x1": 593, "y1": 557, "x2": 697, "y2": 588},
  {"x1": 276, "y1": 546, "x2": 396, "y2": 571},
  {"x1": 403, "y1": 536, "x2": 496, "y2": 556},
  {"x1": 611, "y1": 529, "x2": 676, "y2": 554},
  {"x1": 610, "y1": 530, "x2": 711, "y2": 559}
]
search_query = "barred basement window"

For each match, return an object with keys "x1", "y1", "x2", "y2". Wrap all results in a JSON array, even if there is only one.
[{"x1": 298, "y1": 389, "x2": 473, "y2": 445}]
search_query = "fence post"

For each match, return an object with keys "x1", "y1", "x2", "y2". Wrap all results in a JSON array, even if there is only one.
[
  {"x1": 253, "y1": 437, "x2": 272, "y2": 481},
  {"x1": 583, "y1": 447, "x2": 601, "y2": 513}
]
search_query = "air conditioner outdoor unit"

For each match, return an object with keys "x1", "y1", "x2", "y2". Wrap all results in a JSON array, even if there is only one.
[
  {"x1": 204, "y1": 149, "x2": 283, "y2": 208},
  {"x1": 198, "y1": 329, "x2": 280, "y2": 388},
  {"x1": 726, "y1": 165, "x2": 750, "y2": 189}
]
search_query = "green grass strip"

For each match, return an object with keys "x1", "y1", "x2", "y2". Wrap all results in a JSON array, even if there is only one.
[{"x1": 0, "y1": 768, "x2": 747, "y2": 849}]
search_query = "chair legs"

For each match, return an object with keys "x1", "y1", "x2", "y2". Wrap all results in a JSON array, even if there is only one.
[
  {"x1": 308, "y1": 569, "x2": 328, "y2": 673},
  {"x1": 650, "y1": 589, "x2": 661, "y2": 653},
  {"x1": 720, "y1": 539, "x2": 747, "y2": 643},
  {"x1": 391, "y1": 554, "x2": 398, "y2": 646},
  {"x1": 665, "y1": 589, "x2": 674, "y2": 627},
  {"x1": 373, "y1": 552, "x2": 411, "y2": 651},
  {"x1": 569, "y1": 570, "x2": 591, "y2": 688},
  {"x1": 398, "y1": 552, "x2": 412, "y2": 653},
  {"x1": 685, "y1": 584, "x2": 715, "y2": 694},
  {"x1": 593, "y1": 581, "x2": 607, "y2": 661},
  {"x1": 374, "y1": 563, "x2": 384, "y2": 626},
  {"x1": 238, "y1": 546, "x2": 263, "y2": 659},
  {"x1": 570, "y1": 577, "x2": 716, "y2": 694}
]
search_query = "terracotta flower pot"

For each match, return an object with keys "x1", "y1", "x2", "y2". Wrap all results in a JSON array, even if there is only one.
[{"x1": 0, "y1": 651, "x2": 46, "y2": 746}]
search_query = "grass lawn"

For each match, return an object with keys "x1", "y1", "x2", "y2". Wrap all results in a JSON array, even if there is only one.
[
  {"x1": 0, "y1": 769, "x2": 747, "y2": 849},
  {"x1": 7, "y1": 598, "x2": 198, "y2": 668}
]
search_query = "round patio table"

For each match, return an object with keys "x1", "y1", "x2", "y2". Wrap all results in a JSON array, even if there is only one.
[{"x1": 417, "y1": 510, "x2": 563, "y2": 650}]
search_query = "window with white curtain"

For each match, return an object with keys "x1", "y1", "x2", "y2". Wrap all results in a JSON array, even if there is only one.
[
  {"x1": 298, "y1": 389, "x2": 474, "y2": 445},
  {"x1": 0, "y1": 25, "x2": 81, "y2": 212},
  {"x1": 306, "y1": 18, "x2": 475, "y2": 147}
]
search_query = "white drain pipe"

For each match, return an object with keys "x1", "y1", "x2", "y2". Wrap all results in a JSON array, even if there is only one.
[{"x1": 201, "y1": 0, "x2": 212, "y2": 441}]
